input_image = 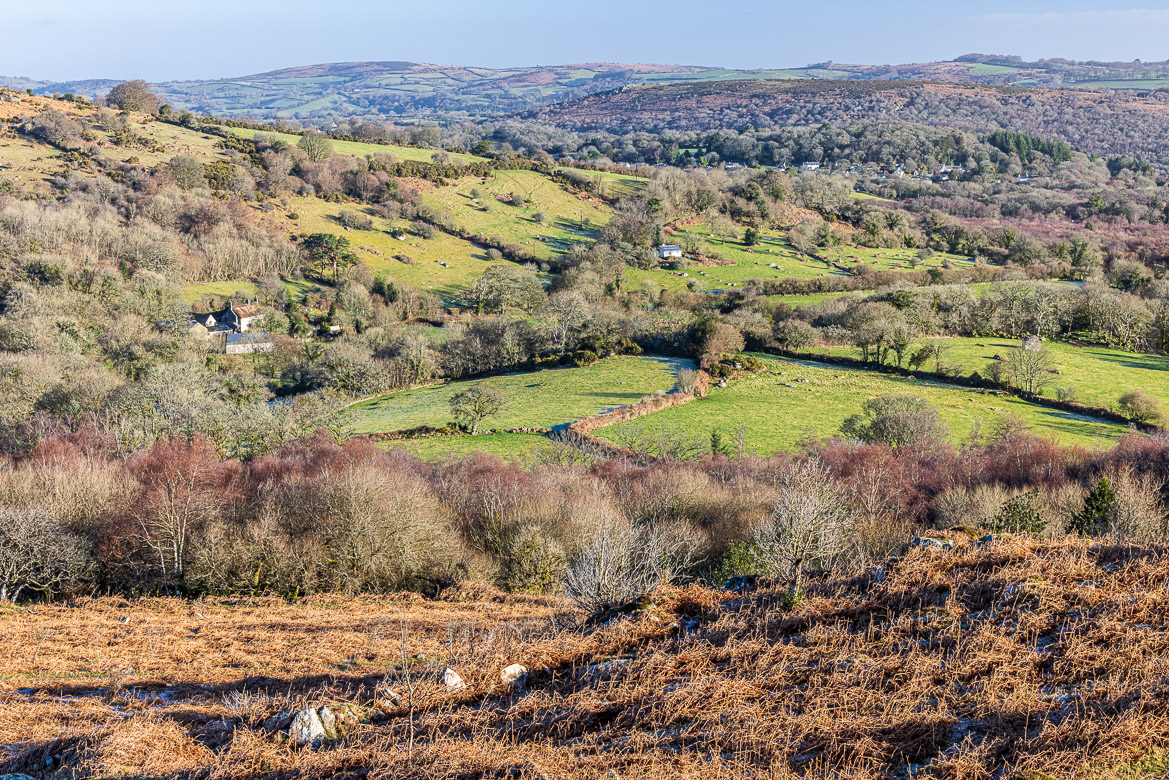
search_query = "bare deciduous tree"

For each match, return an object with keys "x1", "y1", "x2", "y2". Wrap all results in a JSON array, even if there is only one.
[
  {"x1": 752, "y1": 459, "x2": 853, "y2": 597},
  {"x1": 0, "y1": 507, "x2": 90, "y2": 603},
  {"x1": 564, "y1": 520, "x2": 696, "y2": 613},
  {"x1": 1005, "y1": 341, "x2": 1057, "y2": 396}
]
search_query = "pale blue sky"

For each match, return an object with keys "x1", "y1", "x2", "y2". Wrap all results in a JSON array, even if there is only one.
[{"x1": 4, "y1": 1, "x2": 1169, "y2": 81}]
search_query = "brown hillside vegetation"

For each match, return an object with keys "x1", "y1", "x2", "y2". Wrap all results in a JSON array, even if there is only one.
[
  {"x1": 4, "y1": 538, "x2": 1169, "y2": 778},
  {"x1": 526, "y1": 79, "x2": 1169, "y2": 171}
]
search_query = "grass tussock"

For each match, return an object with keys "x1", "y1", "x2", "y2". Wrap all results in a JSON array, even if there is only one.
[{"x1": 4, "y1": 538, "x2": 1169, "y2": 778}]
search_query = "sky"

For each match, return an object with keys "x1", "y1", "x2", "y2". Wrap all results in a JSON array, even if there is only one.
[{"x1": 3, "y1": 1, "x2": 1169, "y2": 82}]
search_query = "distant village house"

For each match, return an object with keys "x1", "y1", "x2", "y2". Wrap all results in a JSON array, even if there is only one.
[{"x1": 657, "y1": 245, "x2": 683, "y2": 259}]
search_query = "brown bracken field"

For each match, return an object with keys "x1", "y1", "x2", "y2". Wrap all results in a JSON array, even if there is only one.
[{"x1": 3, "y1": 537, "x2": 1169, "y2": 779}]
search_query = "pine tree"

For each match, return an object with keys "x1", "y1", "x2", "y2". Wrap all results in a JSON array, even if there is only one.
[{"x1": 1072, "y1": 477, "x2": 1116, "y2": 536}]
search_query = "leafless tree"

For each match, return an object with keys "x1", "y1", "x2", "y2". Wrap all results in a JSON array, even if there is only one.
[
  {"x1": 752, "y1": 459, "x2": 853, "y2": 596},
  {"x1": 563, "y1": 519, "x2": 696, "y2": 613},
  {"x1": 0, "y1": 507, "x2": 90, "y2": 602},
  {"x1": 298, "y1": 132, "x2": 334, "y2": 163},
  {"x1": 1005, "y1": 341, "x2": 1057, "y2": 396},
  {"x1": 105, "y1": 80, "x2": 160, "y2": 113}
]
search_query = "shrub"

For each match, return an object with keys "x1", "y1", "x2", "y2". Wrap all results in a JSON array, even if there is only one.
[
  {"x1": 497, "y1": 526, "x2": 565, "y2": 595},
  {"x1": 773, "y1": 319, "x2": 818, "y2": 350},
  {"x1": 841, "y1": 395, "x2": 950, "y2": 449},
  {"x1": 571, "y1": 349, "x2": 598, "y2": 367},
  {"x1": 338, "y1": 210, "x2": 374, "y2": 231},
  {"x1": 563, "y1": 520, "x2": 697, "y2": 613},
  {"x1": 1055, "y1": 385, "x2": 1078, "y2": 403},
  {"x1": 0, "y1": 507, "x2": 91, "y2": 602},
  {"x1": 992, "y1": 491, "x2": 1045, "y2": 537},
  {"x1": 616, "y1": 338, "x2": 643, "y2": 356},
  {"x1": 751, "y1": 459, "x2": 852, "y2": 595},
  {"x1": 711, "y1": 540, "x2": 766, "y2": 585},
  {"x1": 674, "y1": 367, "x2": 700, "y2": 394},
  {"x1": 1117, "y1": 390, "x2": 1161, "y2": 423},
  {"x1": 1071, "y1": 477, "x2": 1116, "y2": 537}
]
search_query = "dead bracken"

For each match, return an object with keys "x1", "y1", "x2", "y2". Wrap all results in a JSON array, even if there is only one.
[{"x1": 3, "y1": 537, "x2": 1169, "y2": 779}]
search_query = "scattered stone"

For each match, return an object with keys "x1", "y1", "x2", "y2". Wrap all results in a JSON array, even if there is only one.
[
  {"x1": 262, "y1": 710, "x2": 295, "y2": 733},
  {"x1": 443, "y1": 667, "x2": 467, "y2": 691},
  {"x1": 501, "y1": 663, "x2": 529, "y2": 688},
  {"x1": 723, "y1": 574, "x2": 759, "y2": 593},
  {"x1": 319, "y1": 706, "x2": 338, "y2": 739},
  {"x1": 288, "y1": 707, "x2": 326, "y2": 747},
  {"x1": 910, "y1": 536, "x2": 954, "y2": 551}
]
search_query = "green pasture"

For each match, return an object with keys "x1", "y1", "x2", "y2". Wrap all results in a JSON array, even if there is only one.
[
  {"x1": 596, "y1": 355, "x2": 1127, "y2": 455},
  {"x1": 803, "y1": 337, "x2": 1169, "y2": 413},
  {"x1": 379, "y1": 432, "x2": 549, "y2": 461},
  {"x1": 226, "y1": 127, "x2": 485, "y2": 164},
  {"x1": 283, "y1": 196, "x2": 509, "y2": 301},
  {"x1": 418, "y1": 169, "x2": 611, "y2": 260},
  {"x1": 350, "y1": 355, "x2": 691, "y2": 434}
]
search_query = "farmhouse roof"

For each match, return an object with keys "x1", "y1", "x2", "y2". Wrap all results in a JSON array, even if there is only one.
[
  {"x1": 225, "y1": 331, "x2": 272, "y2": 347},
  {"x1": 232, "y1": 303, "x2": 261, "y2": 319},
  {"x1": 658, "y1": 245, "x2": 682, "y2": 251}
]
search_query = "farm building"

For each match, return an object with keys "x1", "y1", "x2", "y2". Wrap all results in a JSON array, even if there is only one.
[
  {"x1": 800, "y1": 162, "x2": 822, "y2": 171},
  {"x1": 190, "y1": 302, "x2": 263, "y2": 333},
  {"x1": 225, "y1": 331, "x2": 273, "y2": 355},
  {"x1": 657, "y1": 245, "x2": 683, "y2": 259}
]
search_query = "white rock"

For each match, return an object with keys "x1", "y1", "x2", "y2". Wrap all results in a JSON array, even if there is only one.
[
  {"x1": 319, "y1": 705, "x2": 338, "y2": 739},
  {"x1": 501, "y1": 663, "x2": 528, "y2": 687},
  {"x1": 288, "y1": 707, "x2": 325, "y2": 747},
  {"x1": 443, "y1": 667, "x2": 467, "y2": 691}
]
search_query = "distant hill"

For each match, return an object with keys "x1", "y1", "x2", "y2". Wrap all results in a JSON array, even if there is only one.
[
  {"x1": 525, "y1": 79, "x2": 1169, "y2": 172},
  {"x1": 7, "y1": 54, "x2": 1169, "y2": 124}
]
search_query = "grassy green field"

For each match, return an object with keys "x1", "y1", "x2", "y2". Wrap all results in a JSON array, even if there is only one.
[
  {"x1": 183, "y1": 278, "x2": 322, "y2": 306},
  {"x1": 350, "y1": 355, "x2": 691, "y2": 434},
  {"x1": 559, "y1": 167, "x2": 648, "y2": 199},
  {"x1": 626, "y1": 225, "x2": 971, "y2": 293},
  {"x1": 820, "y1": 244, "x2": 972, "y2": 272},
  {"x1": 380, "y1": 432, "x2": 549, "y2": 461},
  {"x1": 803, "y1": 337, "x2": 1169, "y2": 412},
  {"x1": 0, "y1": 133, "x2": 62, "y2": 182},
  {"x1": 280, "y1": 197, "x2": 511, "y2": 301},
  {"x1": 627, "y1": 225, "x2": 842, "y2": 292},
  {"x1": 226, "y1": 127, "x2": 484, "y2": 164},
  {"x1": 597, "y1": 355, "x2": 1126, "y2": 454},
  {"x1": 184, "y1": 280, "x2": 257, "y2": 305},
  {"x1": 418, "y1": 169, "x2": 610, "y2": 261}
]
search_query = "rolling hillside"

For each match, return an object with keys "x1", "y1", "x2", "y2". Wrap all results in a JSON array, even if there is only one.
[
  {"x1": 526, "y1": 79, "x2": 1169, "y2": 171},
  {"x1": 10, "y1": 54, "x2": 1169, "y2": 123}
]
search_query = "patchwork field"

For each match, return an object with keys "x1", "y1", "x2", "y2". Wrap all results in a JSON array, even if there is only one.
[
  {"x1": 917, "y1": 337, "x2": 1169, "y2": 411},
  {"x1": 801, "y1": 337, "x2": 1169, "y2": 413},
  {"x1": 557, "y1": 167, "x2": 648, "y2": 199},
  {"x1": 226, "y1": 127, "x2": 485, "y2": 164},
  {"x1": 597, "y1": 355, "x2": 1126, "y2": 454},
  {"x1": 278, "y1": 197, "x2": 508, "y2": 301},
  {"x1": 418, "y1": 169, "x2": 611, "y2": 260},
  {"x1": 350, "y1": 355, "x2": 690, "y2": 434},
  {"x1": 628, "y1": 226, "x2": 840, "y2": 292},
  {"x1": 820, "y1": 244, "x2": 973, "y2": 272}
]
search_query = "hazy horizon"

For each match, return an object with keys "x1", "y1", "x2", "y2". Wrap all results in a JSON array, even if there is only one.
[{"x1": 4, "y1": 1, "x2": 1169, "y2": 83}]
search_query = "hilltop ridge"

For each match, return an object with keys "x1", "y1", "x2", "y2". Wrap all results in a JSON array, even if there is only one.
[{"x1": 9, "y1": 53, "x2": 1169, "y2": 123}]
